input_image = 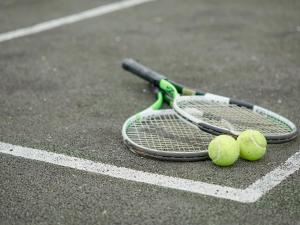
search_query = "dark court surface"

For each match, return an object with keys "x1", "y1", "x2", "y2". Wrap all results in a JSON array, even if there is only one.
[
  {"x1": 0, "y1": 0, "x2": 300, "y2": 224},
  {"x1": 0, "y1": 0, "x2": 115, "y2": 33}
]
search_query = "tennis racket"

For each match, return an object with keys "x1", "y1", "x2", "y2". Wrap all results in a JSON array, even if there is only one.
[
  {"x1": 122, "y1": 58, "x2": 297, "y2": 143},
  {"x1": 122, "y1": 88, "x2": 214, "y2": 161}
]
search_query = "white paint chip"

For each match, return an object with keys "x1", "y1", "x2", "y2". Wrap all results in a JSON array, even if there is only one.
[
  {"x1": 0, "y1": 0, "x2": 156, "y2": 43},
  {"x1": 0, "y1": 142, "x2": 299, "y2": 203}
]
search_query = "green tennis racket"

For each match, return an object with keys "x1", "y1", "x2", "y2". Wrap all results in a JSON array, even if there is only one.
[{"x1": 122, "y1": 58, "x2": 297, "y2": 143}]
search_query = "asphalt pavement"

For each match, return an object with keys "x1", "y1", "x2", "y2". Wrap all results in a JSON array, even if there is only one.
[{"x1": 0, "y1": 0, "x2": 299, "y2": 224}]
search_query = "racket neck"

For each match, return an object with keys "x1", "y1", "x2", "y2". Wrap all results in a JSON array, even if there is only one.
[
  {"x1": 159, "y1": 80, "x2": 179, "y2": 100},
  {"x1": 151, "y1": 91, "x2": 163, "y2": 110}
]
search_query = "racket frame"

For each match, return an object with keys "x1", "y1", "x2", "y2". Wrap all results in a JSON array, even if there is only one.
[
  {"x1": 172, "y1": 95, "x2": 297, "y2": 143},
  {"x1": 122, "y1": 91, "x2": 210, "y2": 161}
]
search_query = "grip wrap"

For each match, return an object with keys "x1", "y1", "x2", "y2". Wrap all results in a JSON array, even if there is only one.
[{"x1": 122, "y1": 58, "x2": 165, "y2": 86}]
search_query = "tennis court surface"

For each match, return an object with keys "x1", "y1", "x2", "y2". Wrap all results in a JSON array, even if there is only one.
[{"x1": 0, "y1": 0, "x2": 300, "y2": 224}]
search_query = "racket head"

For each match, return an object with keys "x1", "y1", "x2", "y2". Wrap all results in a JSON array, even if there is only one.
[
  {"x1": 122, "y1": 94, "x2": 214, "y2": 161},
  {"x1": 172, "y1": 95, "x2": 297, "y2": 143},
  {"x1": 122, "y1": 109, "x2": 211, "y2": 161}
]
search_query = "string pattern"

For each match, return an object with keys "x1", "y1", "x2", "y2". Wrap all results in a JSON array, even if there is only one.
[
  {"x1": 177, "y1": 99, "x2": 292, "y2": 135},
  {"x1": 126, "y1": 113, "x2": 213, "y2": 152}
]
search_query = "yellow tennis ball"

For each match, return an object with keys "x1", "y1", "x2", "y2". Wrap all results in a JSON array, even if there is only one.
[
  {"x1": 237, "y1": 130, "x2": 267, "y2": 161},
  {"x1": 208, "y1": 135, "x2": 240, "y2": 166}
]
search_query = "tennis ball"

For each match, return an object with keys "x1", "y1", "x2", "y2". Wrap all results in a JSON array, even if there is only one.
[
  {"x1": 237, "y1": 130, "x2": 267, "y2": 161},
  {"x1": 208, "y1": 135, "x2": 239, "y2": 166}
]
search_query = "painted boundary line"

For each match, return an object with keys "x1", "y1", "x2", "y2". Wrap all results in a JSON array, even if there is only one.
[
  {"x1": 0, "y1": 0, "x2": 155, "y2": 43},
  {"x1": 1, "y1": 142, "x2": 299, "y2": 203}
]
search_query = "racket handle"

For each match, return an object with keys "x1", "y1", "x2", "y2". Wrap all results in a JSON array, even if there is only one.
[{"x1": 122, "y1": 58, "x2": 166, "y2": 86}]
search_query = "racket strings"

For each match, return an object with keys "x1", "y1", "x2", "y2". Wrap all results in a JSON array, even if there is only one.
[
  {"x1": 126, "y1": 113, "x2": 212, "y2": 152},
  {"x1": 177, "y1": 100, "x2": 292, "y2": 135}
]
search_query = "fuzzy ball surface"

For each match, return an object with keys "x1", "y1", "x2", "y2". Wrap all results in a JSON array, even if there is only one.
[
  {"x1": 208, "y1": 135, "x2": 240, "y2": 166},
  {"x1": 237, "y1": 130, "x2": 267, "y2": 161}
]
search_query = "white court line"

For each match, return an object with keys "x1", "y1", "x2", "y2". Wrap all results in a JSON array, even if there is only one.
[
  {"x1": 246, "y1": 151, "x2": 300, "y2": 196},
  {"x1": 0, "y1": 142, "x2": 251, "y2": 202},
  {"x1": 1, "y1": 142, "x2": 300, "y2": 203},
  {"x1": 0, "y1": 0, "x2": 155, "y2": 43}
]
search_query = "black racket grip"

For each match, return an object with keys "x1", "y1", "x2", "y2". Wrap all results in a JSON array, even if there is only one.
[{"x1": 122, "y1": 58, "x2": 166, "y2": 86}]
